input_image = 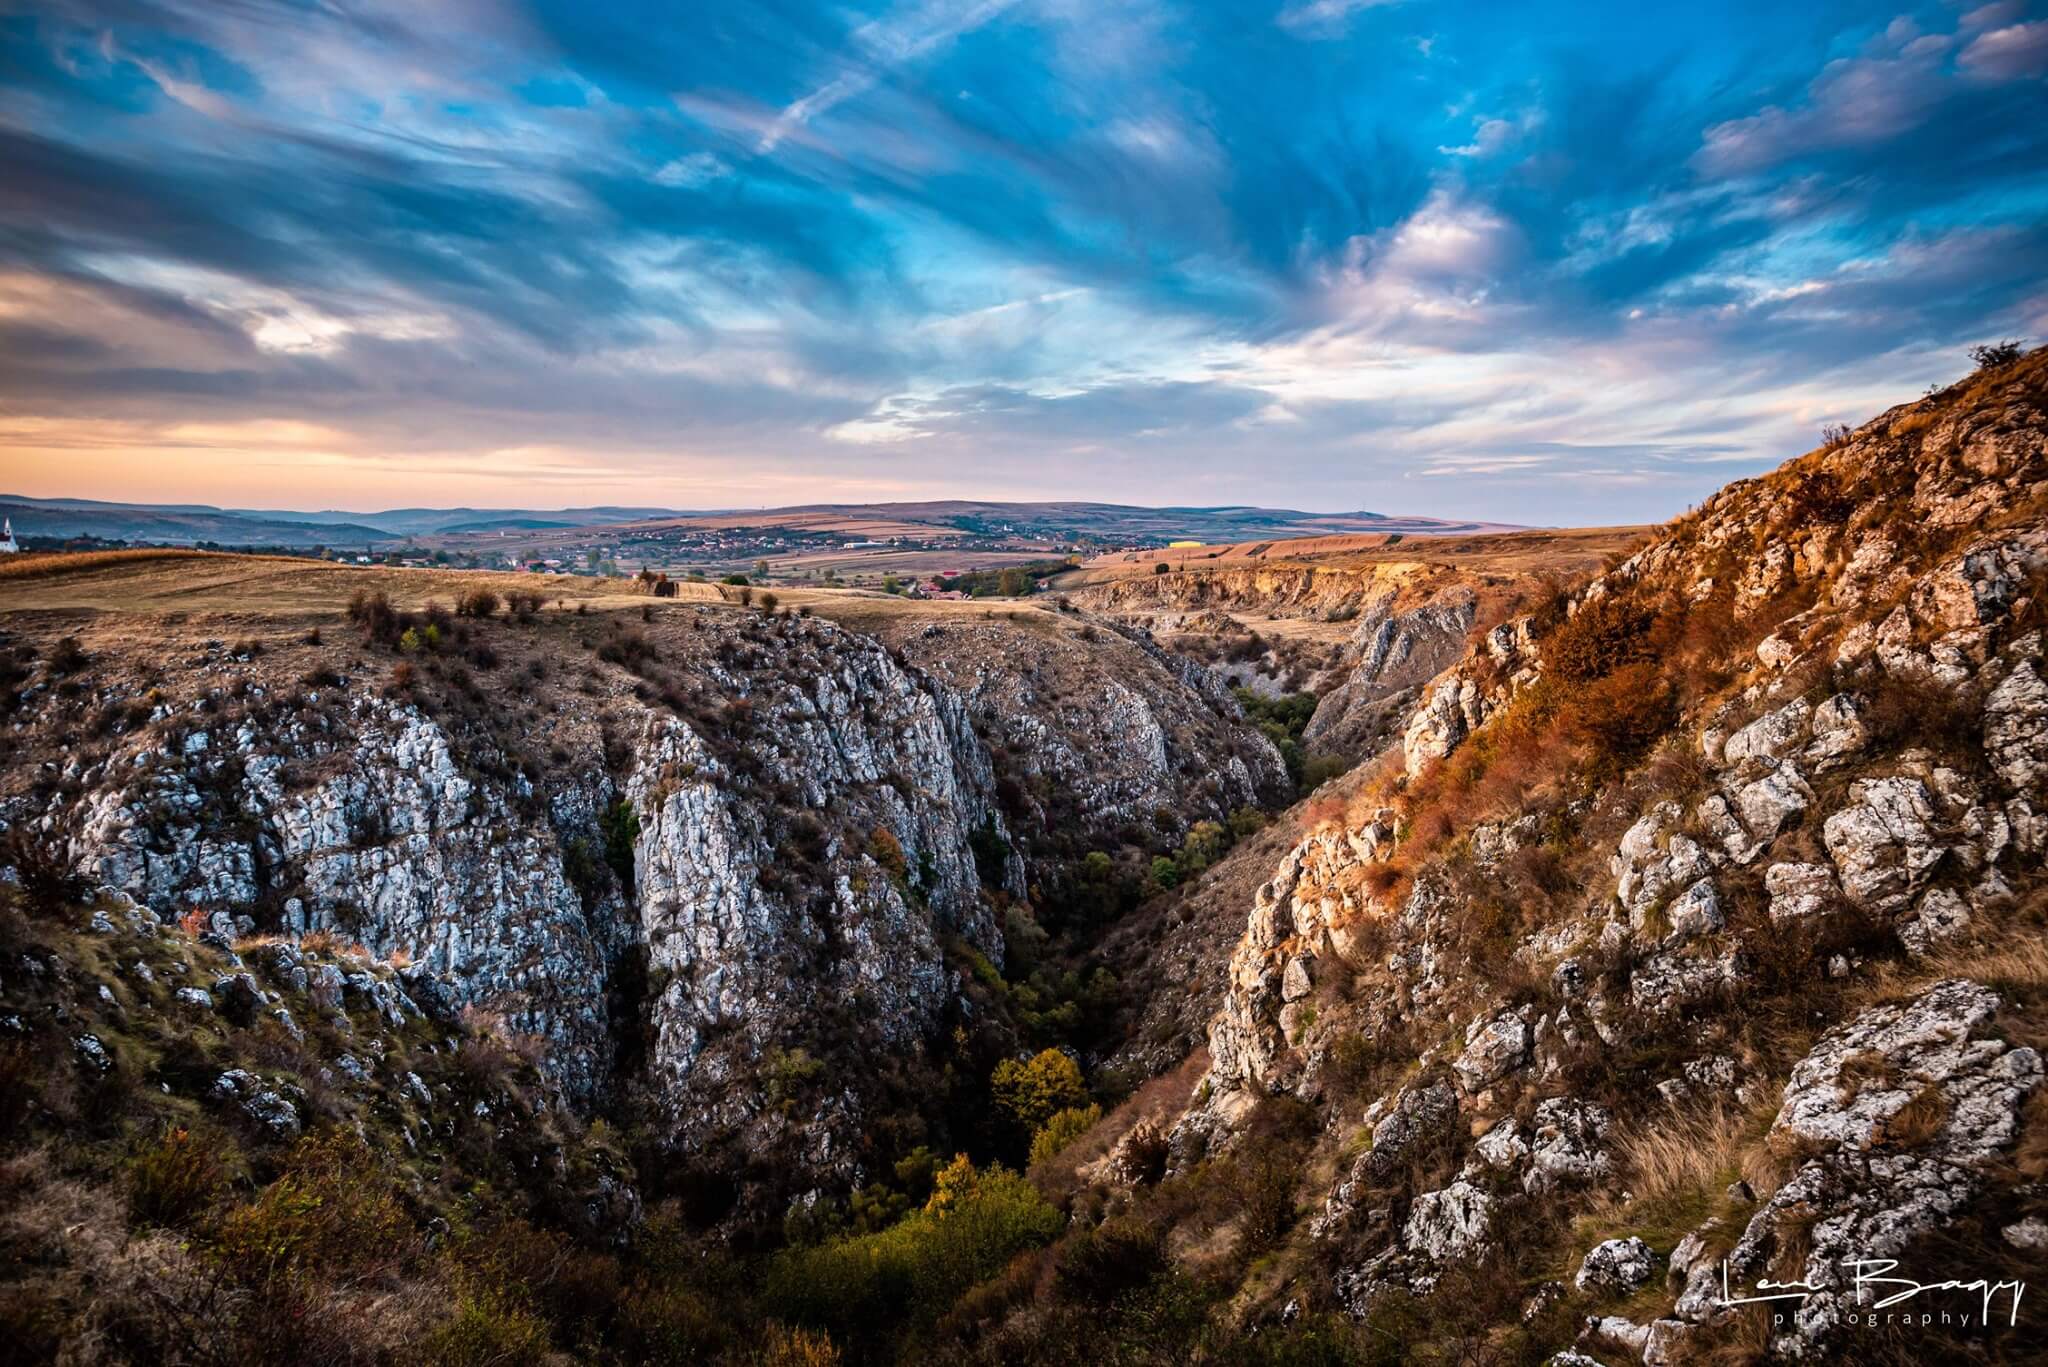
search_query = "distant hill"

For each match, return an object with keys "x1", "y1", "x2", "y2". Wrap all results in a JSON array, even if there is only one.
[
  {"x1": 0, "y1": 495, "x2": 1519, "y2": 553},
  {"x1": 229, "y1": 506, "x2": 680, "y2": 537},
  {"x1": 0, "y1": 496, "x2": 393, "y2": 549},
  {"x1": 755, "y1": 500, "x2": 1516, "y2": 540}
]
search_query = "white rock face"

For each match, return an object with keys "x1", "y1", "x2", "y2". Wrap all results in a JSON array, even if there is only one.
[
  {"x1": 1402, "y1": 1180, "x2": 1492, "y2": 1263},
  {"x1": 1986, "y1": 657, "x2": 2048, "y2": 794},
  {"x1": 1576, "y1": 1236, "x2": 1656, "y2": 1295},
  {"x1": 1822, "y1": 777, "x2": 1946, "y2": 912},
  {"x1": 34, "y1": 609, "x2": 1274, "y2": 1195},
  {"x1": 1305, "y1": 593, "x2": 1481, "y2": 760},
  {"x1": 1403, "y1": 676, "x2": 1488, "y2": 776}
]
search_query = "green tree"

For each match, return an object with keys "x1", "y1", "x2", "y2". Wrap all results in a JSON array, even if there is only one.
[
  {"x1": 1029, "y1": 1104, "x2": 1102, "y2": 1167},
  {"x1": 990, "y1": 1049, "x2": 1087, "y2": 1135},
  {"x1": 1178, "y1": 819, "x2": 1228, "y2": 875},
  {"x1": 601, "y1": 798, "x2": 640, "y2": 886}
]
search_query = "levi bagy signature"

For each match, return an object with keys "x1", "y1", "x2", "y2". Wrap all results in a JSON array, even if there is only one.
[{"x1": 1716, "y1": 1258, "x2": 2026, "y2": 1329}]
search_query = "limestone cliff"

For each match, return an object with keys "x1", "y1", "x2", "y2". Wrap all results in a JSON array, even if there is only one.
[
  {"x1": 1155, "y1": 348, "x2": 2048, "y2": 1362},
  {"x1": 0, "y1": 599, "x2": 1277, "y2": 1202}
]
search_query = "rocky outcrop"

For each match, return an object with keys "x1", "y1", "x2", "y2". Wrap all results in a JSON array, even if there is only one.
[
  {"x1": 882, "y1": 617, "x2": 1288, "y2": 854},
  {"x1": 1667, "y1": 981, "x2": 2041, "y2": 1358},
  {"x1": 5, "y1": 602, "x2": 1275, "y2": 1198},
  {"x1": 1303, "y1": 591, "x2": 1478, "y2": 762},
  {"x1": 1171, "y1": 351, "x2": 2048, "y2": 1356}
]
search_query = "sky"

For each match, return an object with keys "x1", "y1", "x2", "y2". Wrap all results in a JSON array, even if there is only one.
[{"x1": 1, "y1": 1, "x2": 2045, "y2": 524}]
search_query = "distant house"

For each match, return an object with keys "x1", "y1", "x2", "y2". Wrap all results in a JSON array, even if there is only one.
[{"x1": 0, "y1": 518, "x2": 17, "y2": 554}]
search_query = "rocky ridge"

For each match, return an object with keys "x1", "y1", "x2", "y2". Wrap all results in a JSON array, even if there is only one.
[{"x1": 1150, "y1": 348, "x2": 2048, "y2": 1361}]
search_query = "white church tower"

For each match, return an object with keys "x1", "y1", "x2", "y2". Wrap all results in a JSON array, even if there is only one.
[{"x1": 0, "y1": 518, "x2": 17, "y2": 554}]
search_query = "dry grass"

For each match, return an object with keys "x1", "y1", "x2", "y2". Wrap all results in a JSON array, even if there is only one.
[
  {"x1": 0, "y1": 547, "x2": 295, "y2": 582},
  {"x1": 0, "y1": 550, "x2": 1106, "y2": 648},
  {"x1": 1593, "y1": 1101, "x2": 1759, "y2": 1226}
]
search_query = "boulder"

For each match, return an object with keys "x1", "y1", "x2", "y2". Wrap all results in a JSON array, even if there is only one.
[
  {"x1": 1575, "y1": 1236, "x2": 1656, "y2": 1295},
  {"x1": 212, "y1": 1069, "x2": 301, "y2": 1140},
  {"x1": 1764, "y1": 862, "x2": 1839, "y2": 923},
  {"x1": 1402, "y1": 1180, "x2": 1492, "y2": 1263},
  {"x1": 1723, "y1": 698, "x2": 1812, "y2": 764},
  {"x1": 1822, "y1": 777, "x2": 1946, "y2": 912},
  {"x1": 1454, "y1": 1011, "x2": 1533, "y2": 1091}
]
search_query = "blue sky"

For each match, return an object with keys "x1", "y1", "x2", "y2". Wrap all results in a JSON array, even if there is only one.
[{"x1": 2, "y1": 0, "x2": 2044, "y2": 522}]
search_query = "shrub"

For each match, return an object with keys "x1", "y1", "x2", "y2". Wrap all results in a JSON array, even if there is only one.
[
  {"x1": 757, "y1": 1322, "x2": 842, "y2": 1366},
  {"x1": 346, "y1": 590, "x2": 403, "y2": 643},
  {"x1": 212, "y1": 1132, "x2": 414, "y2": 1292},
  {"x1": 1154, "y1": 563, "x2": 1170, "y2": 575},
  {"x1": 2, "y1": 828, "x2": 88, "y2": 914},
  {"x1": 1971, "y1": 339, "x2": 2024, "y2": 371},
  {"x1": 1783, "y1": 469, "x2": 1856, "y2": 525},
  {"x1": 1303, "y1": 752, "x2": 1351, "y2": 789},
  {"x1": 1054, "y1": 1215, "x2": 1165, "y2": 1302},
  {"x1": 767, "y1": 1047, "x2": 826, "y2": 1103},
  {"x1": 128, "y1": 1126, "x2": 227, "y2": 1228},
  {"x1": 968, "y1": 815, "x2": 1011, "y2": 888},
  {"x1": 763, "y1": 1157, "x2": 1060, "y2": 1345},
  {"x1": 1028, "y1": 1104, "x2": 1101, "y2": 1168},
  {"x1": 597, "y1": 630, "x2": 656, "y2": 667},
  {"x1": 1542, "y1": 593, "x2": 1656, "y2": 685},
  {"x1": 866, "y1": 827, "x2": 908, "y2": 880},
  {"x1": 456, "y1": 588, "x2": 500, "y2": 618},
  {"x1": 616, "y1": 1279, "x2": 730, "y2": 1363},
  {"x1": 601, "y1": 798, "x2": 640, "y2": 885},
  {"x1": 1233, "y1": 1152, "x2": 1299, "y2": 1255},
  {"x1": 992, "y1": 1050, "x2": 1088, "y2": 1136},
  {"x1": 46, "y1": 635, "x2": 88, "y2": 675},
  {"x1": 421, "y1": 1290, "x2": 552, "y2": 1367},
  {"x1": 1573, "y1": 662, "x2": 1678, "y2": 772}
]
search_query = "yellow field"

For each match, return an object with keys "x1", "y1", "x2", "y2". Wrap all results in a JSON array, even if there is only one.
[
  {"x1": 0, "y1": 550, "x2": 1086, "y2": 639},
  {"x1": 1058, "y1": 525, "x2": 1649, "y2": 587}
]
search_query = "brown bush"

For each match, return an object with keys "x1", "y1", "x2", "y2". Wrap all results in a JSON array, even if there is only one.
[
  {"x1": 127, "y1": 1126, "x2": 226, "y2": 1229},
  {"x1": 346, "y1": 590, "x2": 404, "y2": 644},
  {"x1": 1573, "y1": 662, "x2": 1678, "y2": 773},
  {"x1": 213, "y1": 1131, "x2": 415, "y2": 1292},
  {"x1": 1542, "y1": 593, "x2": 1657, "y2": 685},
  {"x1": 456, "y1": 588, "x2": 500, "y2": 618}
]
